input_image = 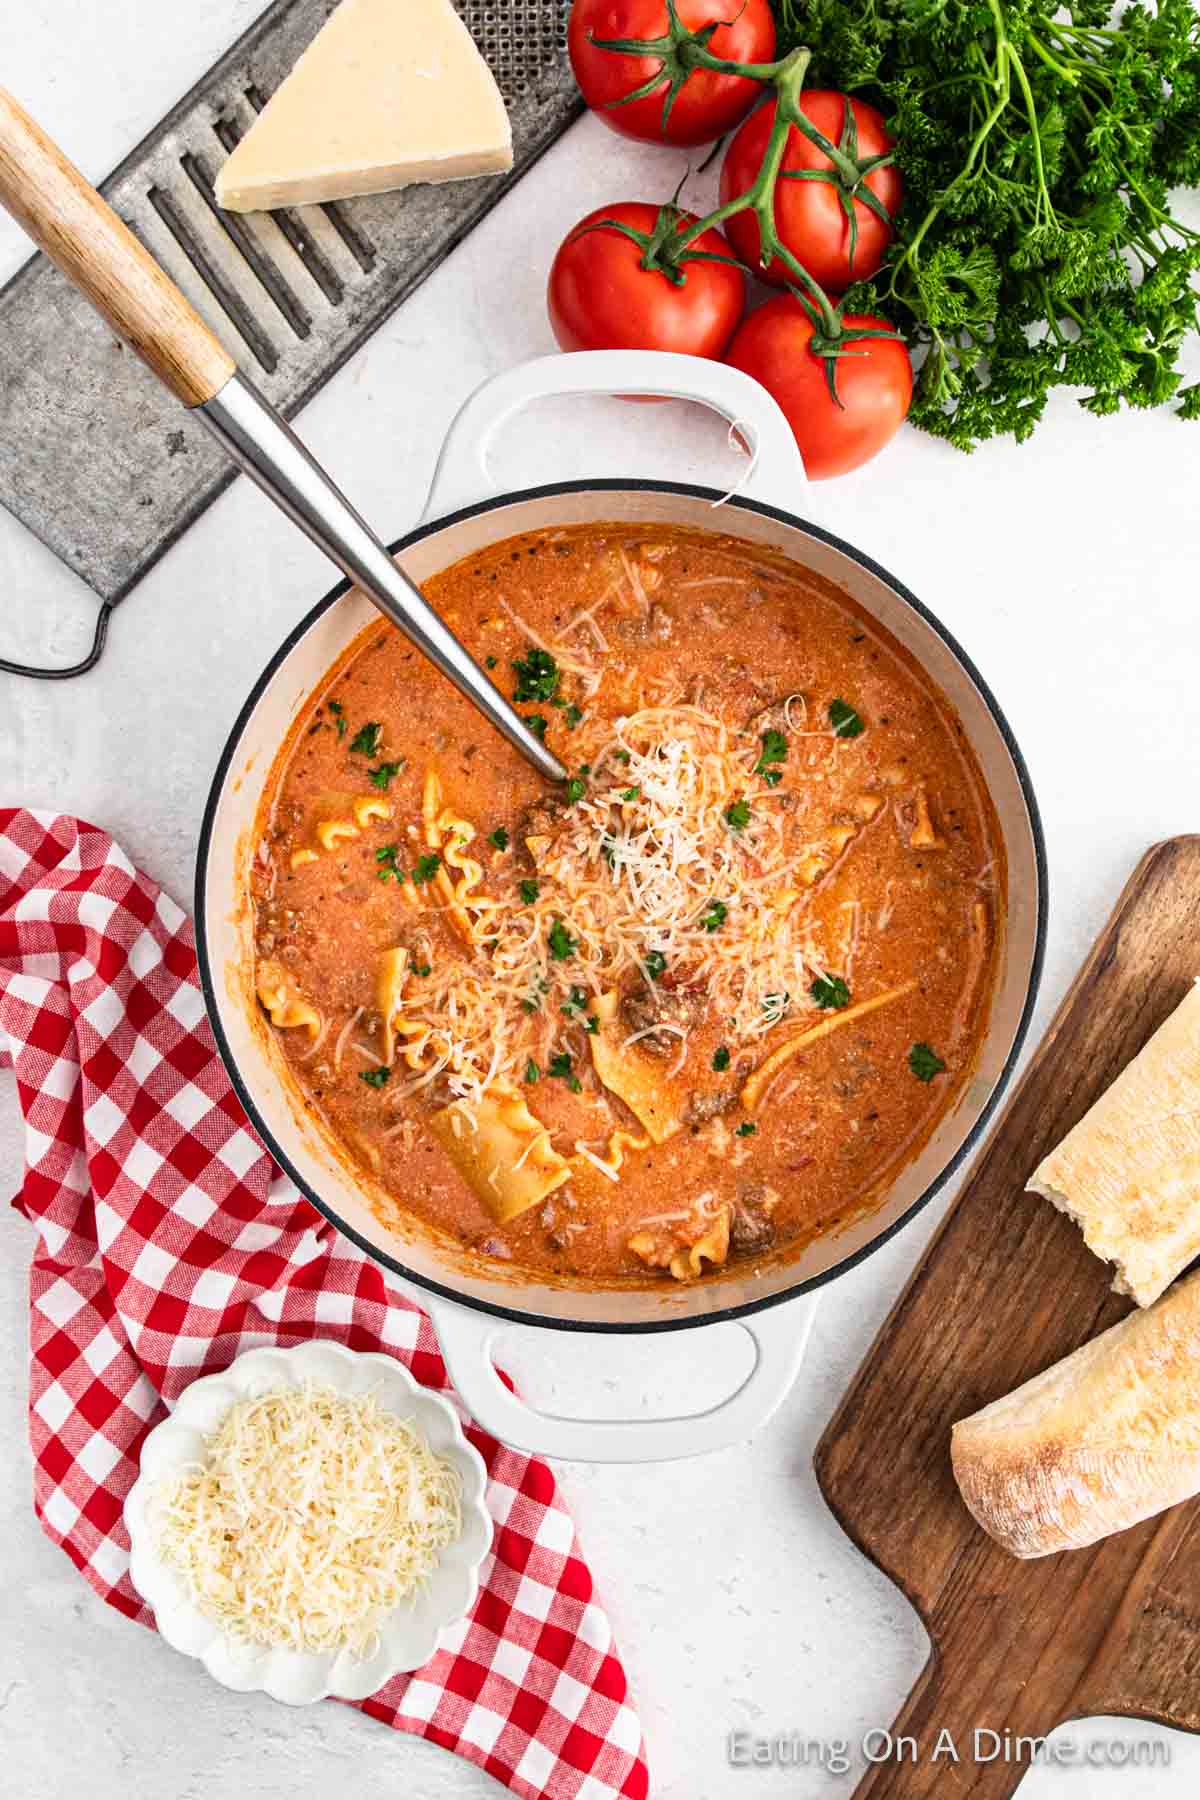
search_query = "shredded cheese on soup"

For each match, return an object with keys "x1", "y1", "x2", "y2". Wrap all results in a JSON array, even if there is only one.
[
  {"x1": 147, "y1": 1384, "x2": 463, "y2": 1656},
  {"x1": 398, "y1": 702, "x2": 835, "y2": 1106}
]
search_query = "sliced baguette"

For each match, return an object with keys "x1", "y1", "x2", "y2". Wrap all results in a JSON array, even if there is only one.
[
  {"x1": 1029, "y1": 979, "x2": 1200, "y2": 1308},
  {"x1": 952, "y1": 1267, "x2": 1200, "y2": 1557}
]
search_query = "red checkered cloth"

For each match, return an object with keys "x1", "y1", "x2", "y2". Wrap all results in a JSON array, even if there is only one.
[{"x1": 0, "y1": 809, "x2": 647, "y2": 1800}]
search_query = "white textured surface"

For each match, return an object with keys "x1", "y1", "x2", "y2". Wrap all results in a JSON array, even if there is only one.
[{"x1": 2, "y1": 4, "x2": 1200, "y2": 1796}]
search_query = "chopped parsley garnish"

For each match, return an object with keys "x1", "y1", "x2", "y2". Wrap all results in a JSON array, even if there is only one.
[
  {"x1": 485, "y1": 655, "x2": 497, "y2": 670},
  {"x1": 736, "y1": 1121, "x2": 757, "y2": 1137},
  {"x1": 522, "y1": 978, "x2": 550, "y2": 1014},
  {"x1": 700, "y1": 900, "x2": 728, "y2": 933},
  {"x1": 548, "y1": 1050, "x2": 582, "y2": 1093},
  {"x1": 349, "y1": 721, "x2": 383, "y2": 757},
  {"x1": 763, "y1": 991, "x2": 790, "y2": 1024},
  {"x1": 811, "y1": 973, "x2": 851, "y2": 1011},
  {"x1": 585, "y1": 1014, "x2": 600, "y2": 1034},
  {"x1": 414, "y1": 962, "x2": 431, "y2": 978},
  {"x1": 524, "y1": 1058, "x2": 540, "y2": 1083},
  {"x1": 791, "y1": 0, "x2": 1200, "y2": 450},
  {"x1": 561, "y1": 985, "x2": 589, "y2": 1016},
  {"x1": 487, "y1": 826, "x2": 510, "y2": 851},
  {"x1": 564, "y1": 774, "x2": 587, "y2": 805},
  {"x1": 564, "y1": 703, "x2": 584, "y2": 729},
  {"x1": 379, "y1": 847, "x2": 440, "y2": 887},
  {"x1": 621, "y1": 786, "x2": 641, "y2": 802},
  {"x1": 524, "y1": 713, "x2": 548, "y2": 742},
  {"x1": 724, "y1": 799, "x2": 751, "y2": 832},
  {"x1": 547, "y1": 917, "x2": 575, "y2": 961},
  {"x1": 755, "y1": 729, "x2": 788, "y2": 787},
  {"x1": 644, "y1": 950, "x2": 667, "y2": 979},
  {"x1": 909, "y1": 1042, "x2": 947, "y2": 1083},
  {"x1": 360, "y1": 1067, "x2": 390, "y2": 1089},
  {"x1": 829, "y1": 699, "x2": 865, "y2": 739},
  {"x1": 368, "y1": 760, "x2": 404, "y2": 790},
  {"x1": 512, "y1": 647, "x2": 559, "y2": 703},
  {"x1": 519, "y1": 878, "x2": 539, "y2": 905},
  {"x1": 712, "y1": 1046, "x2": 731, "y2": 1072},
  {"x1": 327, "y1": 699, "x2": 346, "y2": 739},
  {"x1": 612, "y1": 749, "x2": 631, "y2": 764}
]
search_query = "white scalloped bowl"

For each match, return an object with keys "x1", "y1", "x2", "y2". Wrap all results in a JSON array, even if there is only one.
[{"x1": 124, "y1": 1340, "x2": 493, "y2": 1705}]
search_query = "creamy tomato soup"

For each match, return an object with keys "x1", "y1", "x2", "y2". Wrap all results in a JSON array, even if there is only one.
[{"x1": 251, "y1": 525, "x2": 1004, "y2": 1286}]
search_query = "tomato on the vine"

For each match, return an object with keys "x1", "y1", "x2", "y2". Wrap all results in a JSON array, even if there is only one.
[
  {"x1": 568, "y1": 0, "x2": 776, "y2": 147},
  {"x1": 720, "y1": 91, "x2": 902, "y2": 293},
  {"x1": 548, "y1": 202, "x2": 745, "y2": 359},
  {"x1": 725, "y1": 295, "x2": 912, "y2": 479}
]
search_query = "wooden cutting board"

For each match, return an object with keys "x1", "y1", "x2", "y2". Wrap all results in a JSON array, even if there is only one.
[{"x1": 815, "y1": 835, "x2": 1200, "y2": 1796}]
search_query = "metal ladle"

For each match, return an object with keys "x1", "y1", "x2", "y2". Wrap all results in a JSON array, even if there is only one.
[{"x1": 0, "y1": 88, "x2": 566, "y2": 784}]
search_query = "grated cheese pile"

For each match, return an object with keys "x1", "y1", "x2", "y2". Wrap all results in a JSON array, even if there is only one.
[
  {"x1": 147, "y1": 1384, "x2": 463, "y2": 1657},
  {"x1": 395, "y1": 698, "x2": 840, "y2": 1107},
  {"x1": 563, "y1": 704, "x2": 833, "y2": 1040}
]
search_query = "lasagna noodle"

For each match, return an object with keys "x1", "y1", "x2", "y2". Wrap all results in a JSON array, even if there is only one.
[
  {"x1": 672, "y1": 1207, "x2": 732, "y2": 1280},
  {"x1": 376, "y1": 946, "x2": 409, "y2": 1066},
  {"x1": 353, "y1": 795, "x2": 391, "y2": 829},
  {"x1": 587, "y1": 991, "x2": 685, "y2": 1145},
  {"x1": 575, "y1": 1127, "x2": 652, "y2": 1181},
  {"x1": 628, "y1": 1203, "x2": 733, "y2": 1282},
  {"x1": 256, "y1": 959, "x2": 322, "y2": 1038},
  {"x1": 422, "y1": 769, "x2": 501, "y2": 944},
  {"x1": 318, "y1": 817, "x2": 358, "y2": 851},
  {"x1": 741, "y1": 980, "x2": 919, "y2": 1112},
  {"x1": 314, "y1": 791, "x2": 394, "y2": 852},
  {"x1": 429, "y1": 1085, "x2": 572, "y2": 1222}
]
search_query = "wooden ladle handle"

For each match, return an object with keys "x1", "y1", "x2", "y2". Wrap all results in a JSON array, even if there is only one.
[{"x1": 0, "y1": 87, "x2": 236, "y2": 407}]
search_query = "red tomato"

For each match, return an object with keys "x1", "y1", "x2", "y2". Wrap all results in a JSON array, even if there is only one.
[
  {"x1": 569, "y1": 0, "x2": 775, "y2": 147},
  {"x1": 548, "y1": 203, "x2": 746, "y2": 360},
  {"x1": 720, "y1": 91, "x2": 902, "y2": 292},
  {"x1": 724, "y1": 295, "x2": 912, "y2": 479}
]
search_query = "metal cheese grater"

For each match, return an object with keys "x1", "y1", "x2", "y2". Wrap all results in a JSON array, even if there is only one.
[{"x1": 0, "y1": 0, "x2": 579, "y2": 676}]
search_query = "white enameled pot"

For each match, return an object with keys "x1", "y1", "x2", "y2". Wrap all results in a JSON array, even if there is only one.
[{"x1": 196, "y1": 351, "x2": 1045, "y2": 1464}]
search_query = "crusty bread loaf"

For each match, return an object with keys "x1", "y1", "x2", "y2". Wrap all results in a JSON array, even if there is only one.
[
  {"x1": 952, "y1": 1267, "x2": 1200, "y2": 1557},
  {"x1": 1029, "y1": 980, "x2": 1200, "y2": 1308}
]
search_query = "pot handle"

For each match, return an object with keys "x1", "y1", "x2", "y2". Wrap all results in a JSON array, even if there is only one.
[
  {"x1": 421, "y1": 349, "x2": 807, "y2": 522},
  {"x1": 420, "y1": 1291, "x2": 818, "y2": 1463}
]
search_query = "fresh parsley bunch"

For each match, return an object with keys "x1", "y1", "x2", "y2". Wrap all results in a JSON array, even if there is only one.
[{"x1": 775, "y1": 0, "x2": 1200, "y2": 447}]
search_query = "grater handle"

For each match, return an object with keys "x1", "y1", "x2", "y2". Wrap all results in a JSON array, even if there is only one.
[
  {"x1": 0, "y1": 87, "x2": 235, "y2": 408},
  {"x1": 0, "y1": 90, "x2": 564, "y2": 780}
]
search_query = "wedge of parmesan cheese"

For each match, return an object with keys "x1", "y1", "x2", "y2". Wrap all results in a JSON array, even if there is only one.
[{"x1": 215, "y1": 0, "x2": 513, "y2": 214}]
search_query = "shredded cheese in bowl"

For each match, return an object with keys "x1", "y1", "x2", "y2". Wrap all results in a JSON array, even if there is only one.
[{"x1": 147, "y1": 1383, "x2": 463, "y2": 1658}]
